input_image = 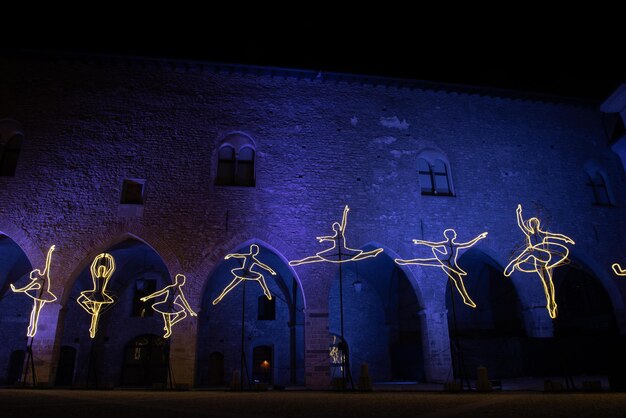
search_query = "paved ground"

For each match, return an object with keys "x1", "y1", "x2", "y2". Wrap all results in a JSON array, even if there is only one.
[{"x1": 2, "y1": 389, "x2": 626, "y2": 418}]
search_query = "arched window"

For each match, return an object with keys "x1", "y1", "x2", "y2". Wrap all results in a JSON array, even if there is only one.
[
  {"x1": 587, "y1": 171, "x2": 611, "y2": 206},
  {"x1": 215, "y1": 134, "x2": 256, "y2": 187},
  {"x1": 417, "y1": 157, "x2": 453, "y2": 196},
  {"x1": 0, "y1": 119, "x2": 24, "y2": 177}
]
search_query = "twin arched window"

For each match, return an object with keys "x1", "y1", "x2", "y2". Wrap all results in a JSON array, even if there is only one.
[
  {"x1": 216, "y1": 134, "x2": 256, "y2": 187},
  {"x1": 418, "y1": 157, "x2": 452, "y2": 196}
]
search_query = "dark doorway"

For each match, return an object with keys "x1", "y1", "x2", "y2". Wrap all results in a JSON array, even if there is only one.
[
  {"x1": 207, "y1": 352, "x2": 224, "y2": 386},
  {"x1": 7, "y1": 350, "x2": 25, "y2": 385},
  {"x1": 121, "y1": 334, "x2": 169, "y2": 387},
  {"x1": 55, "y1": 346, "x2": 76, "y2": 386},
  {"x1": 447, "y1": 249, "x2": 524, "y2": 379},
  {"x1": 252, "y1": 345, "x2": 272, "y2": 384},
  {"x1": 552, "y1": 264, "x2": 617, "y2": 376}
]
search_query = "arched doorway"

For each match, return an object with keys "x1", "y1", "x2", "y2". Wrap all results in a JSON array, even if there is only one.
[
  {"x1": 197, "y1": 241, "x2": 305, "y2": 387},
  {"x1": 329, "y1": 245, "x2": 425, "y2": 383},
  {"x1": 55, "y1": 346, "x2": 77, "y2": 386},
  {"x1": 551, "y1": 262, "x2": 618, "y2": 376},
  {"x1": 207, "y1": 352, "x2": 224, "y2": 386},
  {"x1": 252, "y1": 345, "x2": 273, "y2": 384},
  {"x1": 121, "y1": 334, "x2": 169, "y2": 387},
  {"x1": 446, "y1": 248, "x2": 524, "y2": 379},
  {"x1": 58, "y1": 238, "x2": 171, "y2": 387},
  {"x1": 0, "y1": 235, "x2": 32, "y2": 385}
]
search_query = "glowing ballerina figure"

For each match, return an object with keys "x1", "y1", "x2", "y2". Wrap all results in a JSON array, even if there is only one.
[
  {"x1": 504, "y1": 204, "x2": 575, "y2": 319},
  {"x1": 289, "y1": 205, "x2": 383, "y2": 266},
  {"x1": 213, "y1": 244, "x2": 277, "y2": 305},
  {"x1": 76, "y1": 253, "x2": 116, "y2": 338},
  {"x1": 395, "y1": 230, "x2": 488, "y2": 308},
  {"x1": 140, "y1": 274, "x2": 197, "y2": 338},
  {"x1": 612, "y1": 263, "x2": 626, "y2": 276},
  {"x1": 11, "y1": 245, "x2": 57, "y2": 337}
]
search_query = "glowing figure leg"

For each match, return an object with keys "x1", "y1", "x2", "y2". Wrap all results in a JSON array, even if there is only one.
[
  {"x1": 163, "y1": 314, "x2": 173, "y2": 338},
  {"x1": 443, "y1": 268, "x2": 476, "y2": 308},
  {"x1": 27, "y1": 300, "x2": 46, "y2": 338},
  {"x1": 89, "y1": 304, "x2": 102, "y2": 339},
  {"x1": 394, "y1": 257, "x2": 441, "y2": 266},
  {"x1": 350, "y1": 248, "x2": 384, "y2": 262},
  {"x1": 256, "y1": 276, "x2": 273, "y2": 300},
  {"x1": 536, "y1": 266, "x2": 557, "y2": 319},
  {"x1": 289, "y1": 255, "x2": 325, "y2": 266},
  {"x1": 212, "y1": 277, "x2": 244, "y2": 305}
]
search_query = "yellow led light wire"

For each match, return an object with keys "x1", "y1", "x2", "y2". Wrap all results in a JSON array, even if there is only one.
[
  {"x1": 504, "y1": 204, "x2": 574, "y2": 318},
  {"x1": 395, "y1": 230, "x2": 487, "y2": 308},
  {"x1": 11, "y1": 245, "x2": 57, "y2": 337},
  {"x1": 612, "y1": 263, "x2": 626, "y2": 276},
  {"x1": 76, "y1": 253, "x2": 116, "y2": 338},
  {"x1": 140, "y1": 274, "x2": 197, "y2": 338},
  {"x1": 289, "y1": 205, "x2": 383, "y2": 266},
  {"x1": 213, "y1": 244, "x2": 277, "y2": 305}
]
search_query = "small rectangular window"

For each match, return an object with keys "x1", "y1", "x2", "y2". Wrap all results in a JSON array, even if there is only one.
[
  {"x1": 121, "y1": 179, "x2": 145, "y2": 205},
  {"x1": 258, "y1": 296, "x2": 276, "y2": 320},
  {"x1": 132, "y1": 279, "x2": 156, "y2": 317}
]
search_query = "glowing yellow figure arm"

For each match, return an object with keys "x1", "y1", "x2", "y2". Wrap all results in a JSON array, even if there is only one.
[
  {"x1": 541, "y1": 231, "x2": 575, "y2": 244},
  {"x1": 341, "y1": 205, "x2": 349, "y2": 231},
  {"x1": 11, "y1": 280, "x2": 40, "y2": 293},
  {"x1": 178, "y1": 292, "x2": 197, "y2": 316},
  {"x1": 140, "y1": 286, "x2": 170, "y2": 302},
  {"x1": 316, "y1": 233, "x2": 336, "y2": 242},
  {"x1": 254, "y1": 261, "x2": 277, "y2": 276},
  {"x1": 516, "y1": 205, "x2": 533, "y2": 235},
  {"x1": 457, "y1": 232, "x2": 488, "y2": 248},
  {"x1": 613, "y1": 263, "x2": 626, "y2": 276},
  {"x1": 412, "y1": 239, "x2": 447, "y2": 247},
  {"x1": 225, "y1": 253, "x2": 246, "y2": 260},
  {"x1": 42, "y1": 245, "x2": 55, "y2": 278}
]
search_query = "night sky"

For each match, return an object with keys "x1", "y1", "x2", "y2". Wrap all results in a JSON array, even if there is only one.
[{"x1": 8, "y1": 11, "x2": 625, "y2": 101}]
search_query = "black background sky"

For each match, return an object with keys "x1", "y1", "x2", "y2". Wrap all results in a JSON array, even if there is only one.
[{"x1": 9, "y1": 9, "x2": 625, "y2": 101}]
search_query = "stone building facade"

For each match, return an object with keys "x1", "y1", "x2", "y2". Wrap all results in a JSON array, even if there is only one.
[{"x1": 0, "y1": 52, "x2": 625, "y2": 389}]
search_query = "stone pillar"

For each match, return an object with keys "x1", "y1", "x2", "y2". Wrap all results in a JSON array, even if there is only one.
[
  {"x1": 169, "y1": 316, "x2": 198, "y2": 388},
  {"x1": 31, "y1": 302, "x2": 62, "y2": 386},
  {"x1": 304, "y1": 310, "x2": 330, "y2": 389},
  {"x1": 523, "y1": 306, "x2": 553, "y2": 338},
  {"x1": 419, "y1": 308, "x2": 452, "y2": 382}
]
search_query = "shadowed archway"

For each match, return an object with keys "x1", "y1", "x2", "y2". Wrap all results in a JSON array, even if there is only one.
[
  {"x1": 196, "y1": 240, "x2": 304, "y2": 387},
  {"x1": 445, "y1": 248, "x2": 524, "y2": 379},
  {"x1": 329, "y1": 244, "x2": 425, "y2": 384},
  {"x1": 58, "y1": 238, "x2": 171, "y2": 387},
  {"x1": 0, "y1": 235, "x2": 33, "y2": 385}
]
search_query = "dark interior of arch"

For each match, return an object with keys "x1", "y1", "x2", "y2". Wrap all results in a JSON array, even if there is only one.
[
  {"x1": 0, "y1": 235, "x2": 33, "y2": 385},
  {"x1": 446, "y1": 248, "x2": 524, "y2": 379},
  {"x1": 197, "y1": 243, "x2": 304, "y2": 387},
  {"x1": 330, "y1": 246, "x2": 424, "y2": 383},
  {"x1": 58, "y1": 239, "x2": 171, "y2": 387},
  {"x1": 549, "y1": 263, "x2": 619, "y2": 376}
]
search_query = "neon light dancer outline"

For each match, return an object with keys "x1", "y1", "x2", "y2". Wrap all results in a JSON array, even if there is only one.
[
  {"x1": 612, "y1": 263, "x2": 626, "y2": 276},
  {"x1": 140, "y1": 274, "x2": 197, "y2": 338},
  {"x1": 10, "y1": 245, "x2": 57, "y2": 337},
  {"x1": 504, "y1": 204, "x2": 575, "y2": 319},
  {"x1": 76, "y1": 253, "x2": 116, "y2": 338},
  {"x1": 395, "y1": 230, "x2": 487, "y2": 308},
  {"x1": 289, "y1": 205, "x2": 383, "y2": 266},
  {"x1": 213, "y1": 244, "x2": 277, "y2": 305}
]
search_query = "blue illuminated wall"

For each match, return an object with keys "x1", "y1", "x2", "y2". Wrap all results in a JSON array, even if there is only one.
[{"x1": 0, "y1": 52, "x2": 624, "y2": 388}]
